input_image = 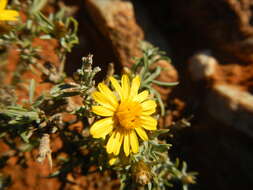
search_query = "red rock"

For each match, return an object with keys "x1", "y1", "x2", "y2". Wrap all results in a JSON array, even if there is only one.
[
  {"x1": 85, "y1": 0, "x2": 144, "y2": 67},
  {"x1": 170, "y1": 0, "x2": 253, "y2": 63},
  {"x1": 188, "y1": 51, "x2": 219, "y2": 82},
  {"x1": 188, "y1": 51, "x2": 253, "y2": 136},
  {"x1": 207, "y1": 84, "x2": 253, "y2": 137}
]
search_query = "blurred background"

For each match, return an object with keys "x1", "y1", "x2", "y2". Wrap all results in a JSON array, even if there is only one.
[{"x1": 1, "y1": 0, "x2": 253, "y2": 189}]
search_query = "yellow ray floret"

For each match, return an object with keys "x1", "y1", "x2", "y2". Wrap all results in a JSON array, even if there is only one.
[
  {"x1": 0, "y1": 0, "x2": 19, "y2": 21},
  {"x1": 90, "y1": 74, "x2": 157, "y2": 156}
]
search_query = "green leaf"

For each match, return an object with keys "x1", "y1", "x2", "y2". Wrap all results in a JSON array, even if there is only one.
[
  {"x1": 150, "y1": 141, "x2": 171, "y2": 152},
  {"x1": 149, "y1": 129, "x2": 170, "y2": 139},
  {"x1": 34, "y1": 12, "x2": 54, "y2": 32},
  {"x1": 149, "y1": 88, "x2": 165, "y2": 116},
  {"x1": 29, "y1": 79, "x2": 35, "y2": 104},
  {"x1": 0, "y1": 132, "x2": 6, "y2": 138},
  {"x1": 183, "y1": 184, "x2": 188, "y2": 190},
  {"x1": 148, "y1": 182, "x2": 152, "y2": 190},
  {"x1": 152, "y1": 80, "x2": 179, "y2": 87},
  {"x1": 30, "y1": 0, "x2": 48, "y2": 14},
  {"x1": 144, "y1": 67, "x2": 161, "y2": 83},
  {"x1": 20, "y1": 130, "x2": 30, "y2": 143},
  {"x1": 50, "y1": 83, "x2": 79, "y2": 98},
  {"x1": 40, "y1": 35, "x2": 52, "y2": 39},
  {"x1": 48, "y1": 170, "x2": 60, "y2": 178},
  {"x1": 3, "y1": 106, "x2": 39, "y2": 125}
]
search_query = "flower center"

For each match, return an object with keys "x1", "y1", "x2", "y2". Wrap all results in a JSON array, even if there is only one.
[{"x1": 116, "y1": 101, "x2": 142, "y2": 130}]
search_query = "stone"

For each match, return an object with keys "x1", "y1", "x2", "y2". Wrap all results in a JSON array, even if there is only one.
[
  {"x1": 188, "y1": 51, "x2": 253, "y2": 91},
  {"x1": 170, "y1": 0, "x2": 253, "y2": 63},
  {"x1": 188, "y1": 51, "x2": 253, "y2": 137},
  {"x1": 206, "y1": 84, "x2": 253, "y2": 137},
  {"x1": 188, "y1": 51, "x2": 219, "y2": 81},
  {"x1": 85, "y1": 0, "x2": 144, "y2": 67}
]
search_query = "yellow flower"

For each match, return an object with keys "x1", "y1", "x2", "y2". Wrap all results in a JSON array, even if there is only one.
[
  {"x1": 0, "y1": 0, "x2": 19, "y2": 21},
  {"x1": 90, "y1": 74, "x2": 157, "y2": 156}
]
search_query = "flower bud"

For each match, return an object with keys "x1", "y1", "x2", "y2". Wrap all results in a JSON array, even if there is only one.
[
  {"x1": 122, "y1": 67, "x2": 131, "y2": 76},
  {"x1": 54, "y1": 21, "x2": 67, "y2": 38},
  {"x1": 181, "y1": 175, "x2": 196, "y2": 184},
  {"x1": 132, "y1": 161, "x2": 152, "y2": 185}
]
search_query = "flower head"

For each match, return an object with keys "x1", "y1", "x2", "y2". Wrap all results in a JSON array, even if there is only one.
[
  {"x1": 0, "y1": 0, "x2": 19, "y2": 21},
  {"x1": 90, "y1": 74, "x2": 157, "y2": 156}
]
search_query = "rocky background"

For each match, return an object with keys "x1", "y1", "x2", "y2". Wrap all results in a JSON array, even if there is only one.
[{"x1": 1, "y1": 0, "x2": 253, "y2": 189}]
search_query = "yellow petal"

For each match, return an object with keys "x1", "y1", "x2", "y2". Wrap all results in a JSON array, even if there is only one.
[
  {"x1": 121, "y1": 75, "x2": 130, "y2": 100},
  {"x1": 141, "y1": 100, "x2": 157, "y2": 115},
  {"x1": 106, "y1": 131, "x2": 116, "y2": 154},
  {"x1": 90, "y1": 117, "x2": 114, "y2": 138},
  {"x1": 0, "y1": 0, "x2": 7, "y2": 10},
  {"x1": 109, "y1": 76, "x2": 123, "y2": 100},
  {"x1": 98, "y1": 83, "x2": 118, "y2": 107},
  {"x1": 130, "y1": 130, "x2": 139, "y2": 153},
  {"x1": 135, "y1": 127, "x2": 148, "y2": 141},
  {"x1": 123, "y1": 132, "x2": 130, "y2": 156},
  {"x1": 92, "y1": 91, "x2": 116, "y2": 111},
  {"x1": 129, "y1": 75, "x2": 140, "y2": 98},
  {"x1": 140, "y1": 116, "x2": 157, "y2": 130},
  {"x1": 109, "y1": 157, "x2": 117, "y2": 165},
  {"x1": 0, "y1": 10, "x2": 19, "y2": 21},
  {"x1": 114, "y1": 132, "x2": 123, "y2": 155},
  {"x1": 92, "y1": 106, "x2": 114, "y2": 116},
  {"x1": 133, "y1": 90, "x2": 149, "y2": 103}
]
